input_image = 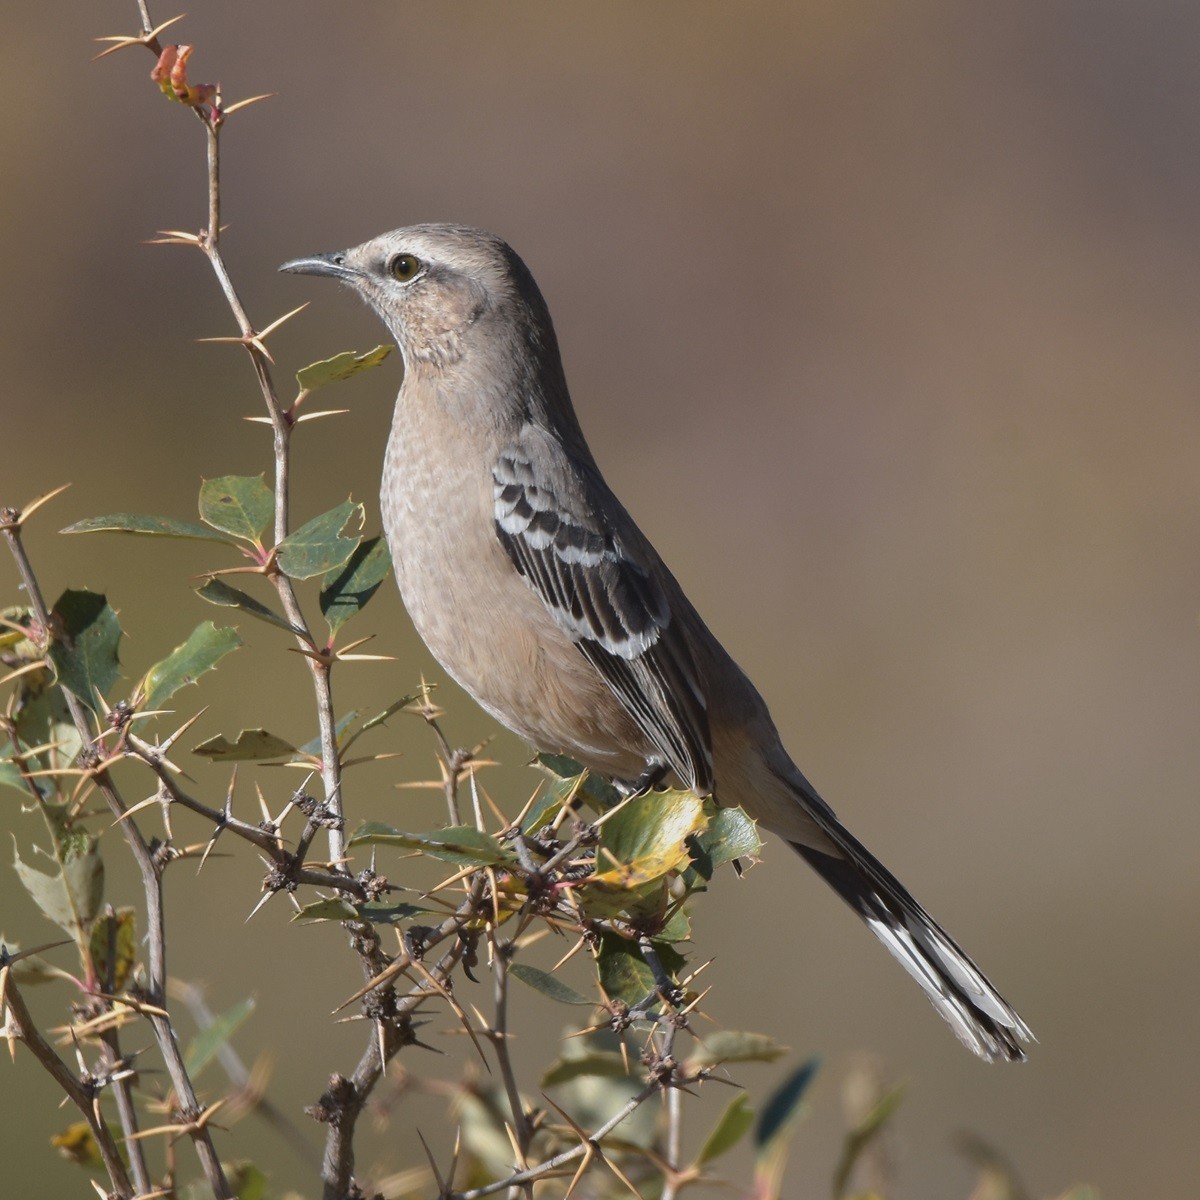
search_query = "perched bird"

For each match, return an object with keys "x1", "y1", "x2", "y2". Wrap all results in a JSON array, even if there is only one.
[{"x1": 281, "y1": 225, "x2": 1032, "y2": 1061}]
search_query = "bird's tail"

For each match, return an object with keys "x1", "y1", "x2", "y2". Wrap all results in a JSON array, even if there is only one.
[{"x1": 790, "y1": 811, "x2": 1033, "y2": 1062}]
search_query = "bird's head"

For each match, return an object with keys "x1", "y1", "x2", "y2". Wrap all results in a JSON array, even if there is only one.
[{"x1": 280, "y1": 224, "x2": 554, "y2": 374}]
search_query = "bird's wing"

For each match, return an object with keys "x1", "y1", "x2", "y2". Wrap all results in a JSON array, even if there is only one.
[{"x1": 493, "y1": 424, "x2": 714, "y2": 793}]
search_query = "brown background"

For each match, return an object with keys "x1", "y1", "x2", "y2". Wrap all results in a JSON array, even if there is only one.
[{"x1": 3, "y1": 1, "x2": 1198, "y2": 1196}]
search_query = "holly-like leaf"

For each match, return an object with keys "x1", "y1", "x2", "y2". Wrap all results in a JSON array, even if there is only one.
[
  {"x1": 141, "y1": 622, "x2": 242, "y2": 710},
  {"x1": 275, "y1": 501, "x2": 362, "y2": 580},
  {"x1": 508, "y1": 963, "x2": 593, "y2": 1007},
  {"x1": 689, "y1": 1030, "x2": 787, "y2": 1068},
  {"x1": 195, "y1": 578, "x2": 295, "y2": 633},
  {"x1": 535, "y1": 753, "x2": 622, "y2": 809},
  {"x1": 184, "y1": 996, "x2": 255, "y2": 1078},
  {"x1": 61, "y1": 513, "x2": 233, "y2": 543},
  {"x1": 296, "y1": 344, "x2": 392, "y2": 392},
  {"x1": 191, "y1": 729, "x2": 298, "y2": 761},
  {"x1": 88, "y1": 907, "x2": 137, "y2": 992},
  {"x1": 46, "y1": 590, "x2": 121, "y2": 710},
  {"x1": 594, "y1": 932, "x2": 686, "y2": 1008},
  {"x1": 697, "y1": 1094, "x2": 756, "y2": 1166},
  {"x1": 198, "y1": 475, "x2": 274, "y2": 543},
  {"x1": 346, "y1": 823, "x2": 515, "y2": 867},
  {"x1": 13, "y1": 837, "x2": 104, "y2": 937},
  {"x1": 319, "y1": 536, "x2": 391, "y2": 634},
  {"x1": 692, "y1": 804, "x2": 761, "y2": 874},
  {"x1": 582, "y1": 792, "x2": 709, "y2": 913}
]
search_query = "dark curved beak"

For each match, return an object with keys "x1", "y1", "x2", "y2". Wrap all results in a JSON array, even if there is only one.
[{"x1": 278, "y1": 251, "x2": 359, "y2": 281}]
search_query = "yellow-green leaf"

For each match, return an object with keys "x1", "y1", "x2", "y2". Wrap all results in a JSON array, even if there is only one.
[
  {"x1": 296, "y1": 344, "x2": 392, "y2": 391},
  {"x1": 198, "y1": 475, "x2": 274, "y2": 542}
]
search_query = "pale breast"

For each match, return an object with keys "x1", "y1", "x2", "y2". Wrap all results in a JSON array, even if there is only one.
[{"x1": 379, "y1": 401, "x2": 653, "y2": 778}]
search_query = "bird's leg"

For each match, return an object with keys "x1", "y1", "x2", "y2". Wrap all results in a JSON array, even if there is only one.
[{"x1": 615, "y1": 758, "x2": 670, "y2": 798}]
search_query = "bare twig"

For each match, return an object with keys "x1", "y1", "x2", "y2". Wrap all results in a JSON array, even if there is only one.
[{"x1": 3, "y1": 972, "x2": 135, "y2": 1198}]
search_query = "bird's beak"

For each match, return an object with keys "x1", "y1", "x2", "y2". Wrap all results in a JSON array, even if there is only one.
[{"x1": 278, "y1": 251, "x2": 360, "y2": 281}]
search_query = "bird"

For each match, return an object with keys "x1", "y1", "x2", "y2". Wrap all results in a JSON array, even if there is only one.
[{"x1": 280, "y1": 224, "x2": 1032, "y2": 1062}]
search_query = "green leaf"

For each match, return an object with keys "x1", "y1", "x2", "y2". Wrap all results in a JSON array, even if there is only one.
[
  {"x1": 833, "y1": 1084, "x2": 906, "y2": 1199},
  {"x1": 46, "y1": 590, "x2": 122, "y2": 710},
  {"x1": 695, "y1": 804, "x2": 761, "y2": 871},
  {"x1": 184, "y1": 996, "x2": 255, "y2": 1078},
  {"x1": 275, "y1": 501, "x2": 362, "y2": 580},
  {"x1": 292, "y1": 897, "x2": 360, "y2": 924},
  {"x1": 346, "y1": 823, "x2": 515, "y2": 866},
  {"x1": 581, "y1": 791, "x2": 709, "y2": 914},
  {"x1": 88, "y1": 907, "x2": 137, "y2": 991},
  {"x1": 141, "y1": 622, "x2": 242, "y2": 710},
  {"x1": 359, "y1": 901, "x2": 439, "y2": 924},
  {"x1": 508, "y1": 963, "x2": 593, "y2": 1006},
  {"x1": 295, "y1": 710, "x2": 362, "y2": 758},
  {"x1": 13, "y1": 836, "x2": 104, "y2": 937},
  {"x1": 541, "y1": 1050, "x2": 630, "y2": 1088},
  {"x1": 296, "y1": 344, "x2": 393, "y2": 391},
  {"x1": 227, "y1": 1163, "x2": 269, "y2": 1200},
  {"x1": 754, "y1": 1059, "x2": 820, "y2": 1200},
  {"x1": 339, "y1": 693, "x2": 422, "y2": 756},
  {"x1": 61, "y1": 513, "x2": 234, "y2": 543},
  {"x1": 755, "y1": 1059, "x2": 820, "y2": 1151},
  {"x1": 319, "y1": 536, "x2": 391, "y2": 634},
  {"x1": 195, "y1": 577, "x2": 295, "y2": 633},
  {"x1": 690, "y1": 1030, "x2": 787, "y2": 1068},
  {"x1": 594, "y1": 932, "x2": 686, "y2": 1008},
  {"x1": 697, "y1": 1094, "x2": 755, "y2": 1165},
  {"x1": 535, "y1": 753, "x2": 622, "y2": 809},
  {"x1": 198, "y1": 475, "x2": 274, "y2": 542},
  {"x1": 191, "y1": 729, "x2": 298, "y2": 761}
]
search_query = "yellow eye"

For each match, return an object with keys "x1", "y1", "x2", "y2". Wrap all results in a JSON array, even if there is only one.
[{"x1": 388, "y1": 254, "x2": 422, "y2": 282}]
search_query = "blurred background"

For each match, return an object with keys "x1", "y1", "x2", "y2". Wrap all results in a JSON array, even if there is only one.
[{"x1": 3, "y1": 0, "x2": 1198, "y2": 1195}]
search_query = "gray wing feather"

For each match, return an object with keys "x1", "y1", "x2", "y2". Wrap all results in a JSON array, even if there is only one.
[{"x1": 493, "y1": 426, "x2": 714, "y2": 793}]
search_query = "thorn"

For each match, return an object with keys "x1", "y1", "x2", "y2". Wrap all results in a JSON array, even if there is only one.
[
  {"x1": 222, "y1": 92, "x2": 276, "y2": 116},
  {"x1": 415, "y1": 1129, "x2": 446, "y2": 1196},
  {"x1": 92, "y1": 13, "x2": 187, "y2": 60}
]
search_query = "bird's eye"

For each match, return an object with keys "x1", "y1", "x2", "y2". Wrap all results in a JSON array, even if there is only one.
[{"x1": 388, "y1": 254, "x2": 422, "y2": 282}]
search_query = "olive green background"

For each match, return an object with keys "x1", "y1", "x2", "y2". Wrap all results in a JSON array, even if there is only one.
[{"x1": 3, "y1": 2, "x2": 1198, "y2": 1196}]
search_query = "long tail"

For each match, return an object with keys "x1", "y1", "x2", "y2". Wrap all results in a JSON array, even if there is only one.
[{"x1": 791, "y1": 811, "x2": 1033, "y2": 1063}]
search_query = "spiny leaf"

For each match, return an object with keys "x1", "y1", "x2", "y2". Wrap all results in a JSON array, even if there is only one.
[
  {"x1": 359, "y1": 901, "x2": 439, "y2": 924},
  {"x1": 581, "y1": 791, "x2": 709, "y2": 914},
  {"x1": 195, "y1": 577, "x2": 295, "y2": 633},
  {"x1": 46, "y1": 590, "x2": 122, "y2": 710},
  {"x1": 508, "y1": 962, "x2": 593, "y2": 1006},
  {"x1": 296, "y1": 344, "x2": 392, "y2": 392},
  {"x1": 184, "y1": 996, "x2": 255, "y2": 1078},
  {"x1": 141, "y1": 621, "x2": 242, "y2": 710},
  {"x1": 198, "y1": 475, "x2": 274, "y2": 542},
  {"x1": 191, "y1": 729, "x2": 298, "y2": 761},
  {"x1": 833, "y1": 1084, "x2": 906, "y2": 1199},
  {"x1": 275, "y1": 500, "x2": 362, "y2": 580},
  {"x1": 346, "y1": 823, "x2": 515, "y2": 866},
  {"x1": 687, "y1": 804, "x2": 761, "y2": 882},
  {"x1": 61, "y1": 513, "x2": 233, "y2": 543},
  {"x1": 697, "y1": 1094, "x2": 755, "y2": 1166},
  {"x1": 689, "y1": 1030, "x2": 787, "y2": 1068},
  {"x1": 12, "y1": 836, "x2": 104, "y2": 937},
  {"x1": 594, "y1": 932, "x2": 686, "y2": 1008},
  {"x1": 319, "y1": 536, "x2": 391, "y2": 634}
]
